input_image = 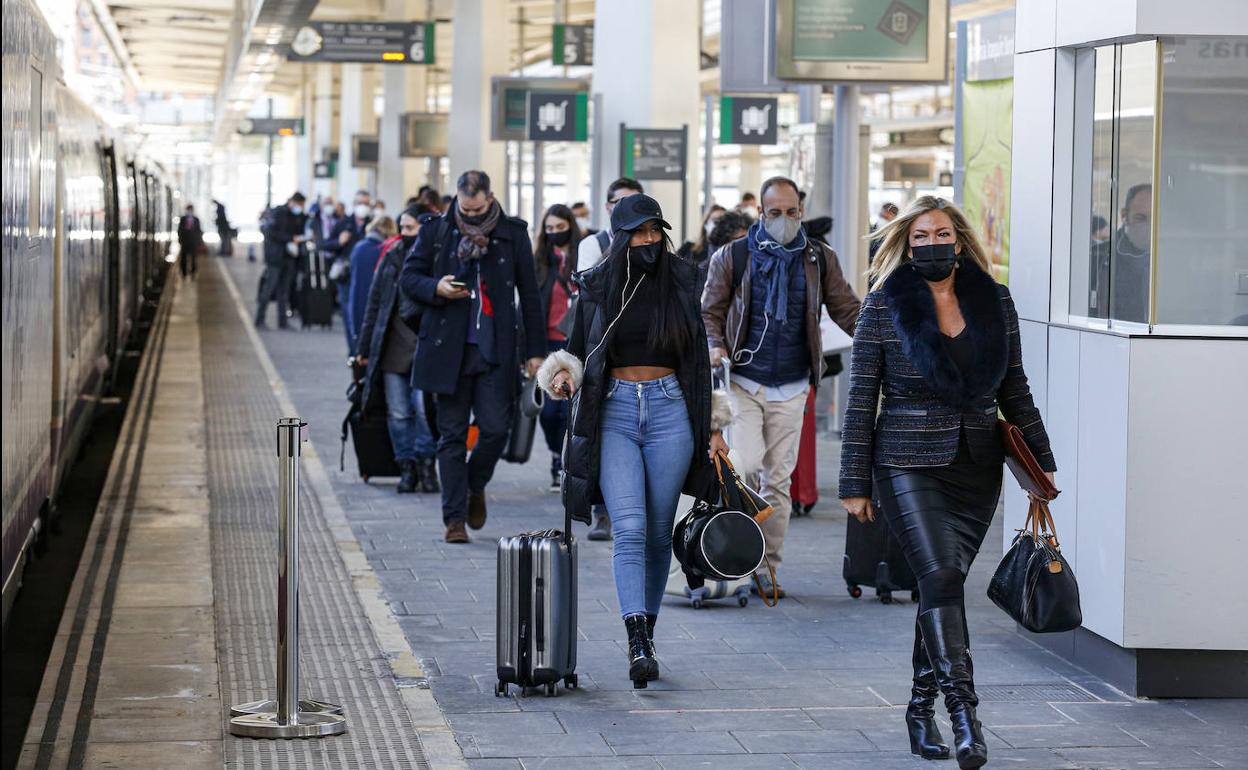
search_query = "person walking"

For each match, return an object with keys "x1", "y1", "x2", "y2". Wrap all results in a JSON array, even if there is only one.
[
  {"x1": 214, "y1": 199, "x2": 234, "y2": 256},
  {"x1": 399, "y1": 171, "x2": 547, "y2": 544},
  {"x1": 869, "y1": 202, "x2": 900, "y2": 263},
  {"x1": 840, "y1": 196, "x2": 1056, "y2": 769},
  {"x1": 576, "y1": 177, "x2": 644, "y2": 272},
  {"x1": 676, "y1": 204, "x2": 726, "y2": 266},
  {"x1": 331, "y1": 190, "x2": 372, "y2": 351},
  {"x1": 255, "y1": 192, "x2": 307, "y2": 328},
  {"x1": 177, "y1": 204, "x2": 204, "y2": 279},
  {"x1": 537, "y1": 194, "x2": 732, "y2": 689},
  {"x1": 347, "y1": 216, "x2": 397, "y2": 342},
  {"x1": 702, "y1": 176, "x2": 860, "y2": 599},
  {"x1": 356, "y1": 208, "x2": 439, "y2": 494},
  {"x1": 532, "y1": 204, "x2": 583, "y2": 495}
]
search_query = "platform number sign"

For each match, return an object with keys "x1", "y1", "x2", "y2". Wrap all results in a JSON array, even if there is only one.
[
  {"x1": 552, "y1": 24, "x2": 593, "y2": 66},
  {"x1": 525, "y1": 91, "x2": 588, "y2": 142},
  {"x1": 719, "y1": 96, "x2": 778, "y2": 145},
  {"x1": 287, "y1": 22, "x2": 435, "y2": 64}
]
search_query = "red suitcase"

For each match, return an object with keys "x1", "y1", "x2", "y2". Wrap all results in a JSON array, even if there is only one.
[{"x1": 789, "y1": 389, "x2": 818, "y2": 517}]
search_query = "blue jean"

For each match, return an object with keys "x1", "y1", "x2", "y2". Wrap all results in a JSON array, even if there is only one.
[
  {"x1": 383, "y1": 372, "x2": 437, "y2": 461},
  {"x1": 337, "y1": 280, "x2": 355, "y2": 353},
  {"x1": 598, "y1": 375, "x2": 694, "y2": 619}
]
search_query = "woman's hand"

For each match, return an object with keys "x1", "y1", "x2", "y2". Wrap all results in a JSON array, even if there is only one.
[
  {"x1": 1027, "y1": 471, "x2": 1057, "y2": 502},
  {"x1": 842, "y1": 496, "x2": 875, "y2": 524},
  {"x1": 551, "y1": 369, "x2": 576, "y2": 398},
  {"x1": 709, "y1": 430, "x2": 729, "y2": 460}
]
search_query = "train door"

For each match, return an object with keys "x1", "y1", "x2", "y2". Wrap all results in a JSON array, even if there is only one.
[
  {"x1": 100, "y1": 144, "x2": 120, "y2": 366},
  {"x1": 127, "y1": 161, "x2": 142, "y2": 324}
]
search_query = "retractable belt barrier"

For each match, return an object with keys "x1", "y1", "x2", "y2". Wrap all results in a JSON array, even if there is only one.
[{"x1": 229, "y1": 418, "x2": 348, "y2": 738}]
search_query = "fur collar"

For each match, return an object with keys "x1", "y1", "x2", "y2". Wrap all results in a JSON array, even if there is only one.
[{"x1": 881, "y1": 260, "x2": 1007, "y2": 408}]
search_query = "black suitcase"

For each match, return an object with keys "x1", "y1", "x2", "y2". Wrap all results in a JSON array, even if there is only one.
[
  {"x1": 843, "y1": 497, "x2": 919, "y2": 604},
  {"x1": 495, "y1": 511, "x2": 578, "y2": 697},
  {"x1": 340, "y1": 383, "x2": 401, "y2": 481},
  {"x1": 302, "y1": 253, "x2": 335, "y2": 328}
]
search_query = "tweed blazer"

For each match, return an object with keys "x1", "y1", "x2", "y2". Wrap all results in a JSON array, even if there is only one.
[{"x1": 838, "y1": 260, "x2": 1056, "y2": 500}]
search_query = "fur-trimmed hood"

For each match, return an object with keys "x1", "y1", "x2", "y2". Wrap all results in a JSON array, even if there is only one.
[{"x1": 880, "y1": 259, "x2": 1008, "y2": 408}]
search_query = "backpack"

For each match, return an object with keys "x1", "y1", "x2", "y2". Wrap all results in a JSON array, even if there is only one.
[{"x1": 596, "y1": 229, "x2": 610, "y2": 253}]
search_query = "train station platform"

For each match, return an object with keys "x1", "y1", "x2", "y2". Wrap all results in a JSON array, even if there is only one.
[{"x1": 20, "y1": 256, "x2": 1248, "y2": 770}]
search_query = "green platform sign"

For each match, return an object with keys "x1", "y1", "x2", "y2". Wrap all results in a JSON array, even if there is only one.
[
  {"x1": 719, "y1": 96, "x2": 778, "y2": 145},
  {"x1": 552, "y1": 24, "x2": 593, "y2": 66}
]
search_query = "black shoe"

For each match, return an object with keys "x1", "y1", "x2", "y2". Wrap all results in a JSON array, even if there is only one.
[
  {"x1": 467, "y1": 490, "x2": 487, "y2": 530},
  {"x1": 625, "y1": 614, "x2": 658, "y2": 688},
  {"x1": 919, "y1": 606, "x2": 988, "y2": 770},
  {"x1": 254, "y1": 318, "x2": 267, "y2": 329},
  {"x1": 396, "y1": 460, "x2": 418, "y2": 494},
  {"x1": 418, "y1": 457, "x2": 440, "y2": 494},
  {"x1": 907, "y1": 619, "x2": 950, "y2": 760},
  {"x1": 645, "y1": 613, "x2": 658, "y2": 655},
  {"x1": 549, "y1": 456, "x2": 562, "y2": 494},
  {"x1": 587, "y1": 509, "x2": 611, "y2": 541}
]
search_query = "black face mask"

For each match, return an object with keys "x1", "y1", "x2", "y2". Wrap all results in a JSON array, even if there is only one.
[
  {"x1": 401, "y1": 234, "x2": 417, "y2": 251},
  {"x1": 629, "y1": 242, "x2": 662, "y2": 273},
  {"x1": 547, "y1": 230, "x2": 571, "y2": 247},
  {"x1": 910, "y1": 242, "x2": 958, "y2": 281}
]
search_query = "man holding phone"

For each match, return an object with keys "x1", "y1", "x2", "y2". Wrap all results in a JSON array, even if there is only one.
[{"x1": 400, "y1": 170, "x2": 547, "y2": 543}]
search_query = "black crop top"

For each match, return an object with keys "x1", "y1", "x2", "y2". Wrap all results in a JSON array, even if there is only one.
[{"x1": 607, "y1": 277, "x2": 681, "y2": 370}]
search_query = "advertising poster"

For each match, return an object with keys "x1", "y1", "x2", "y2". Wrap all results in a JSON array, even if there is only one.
[{"x1": 961, "y1": 78, "x2": 1013, "y2": 283}]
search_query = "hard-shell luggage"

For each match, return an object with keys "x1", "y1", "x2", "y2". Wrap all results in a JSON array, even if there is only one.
[
  {"x1": 302, "y1": 253, "x2": 335, "y2": 328},
  {"x1": 843, "y1": 496, "x2": 919, "y2": 604},
  {"x1": 665, "y1": 564, "x2": 752, "y2": 608},
  {"x1": 789, "y1": 389, "x2": 818, "y2": 517},
  {"x1": 495, "y1": 511, "x2": 578, "y2": 697}
]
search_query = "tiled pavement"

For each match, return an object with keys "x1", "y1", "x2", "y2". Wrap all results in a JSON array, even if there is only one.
[{"x1": 225, "y1": 256, "x2": 1248, "y2": 770}]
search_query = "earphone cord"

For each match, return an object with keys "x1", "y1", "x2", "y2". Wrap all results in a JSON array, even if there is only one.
[
  {"x1": 732, "y1": 312, "x2": 770, "y2": 368},
  {"x1": 587, "y1": 248, "x2": 645, "y2": 363}
]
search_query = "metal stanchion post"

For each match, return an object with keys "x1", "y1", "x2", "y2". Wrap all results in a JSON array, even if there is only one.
[{"x1": 230, "y1": 418, "x2": 347, "y2": 738}]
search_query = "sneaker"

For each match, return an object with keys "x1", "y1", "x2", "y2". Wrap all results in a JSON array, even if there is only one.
[
  {"x1": 445, "y1": 521, "x2": 470, "y2": 543},
  {"x1": 751, "y1": 572, "x2": 786, "y2": 600},
  {"x1": 467, "y1": 490, "x2": 488, "y2": 530}
]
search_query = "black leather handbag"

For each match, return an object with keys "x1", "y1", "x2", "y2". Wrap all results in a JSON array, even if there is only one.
[
  {"x1": 673, "y1": 457, "x2": 779, "y2": 606},
  {"x1": 987, "y1": 499, "x2": 1082, "y2": 633}
]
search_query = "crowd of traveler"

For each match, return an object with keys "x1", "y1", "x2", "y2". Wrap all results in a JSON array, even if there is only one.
[{"x1": 253, "y1": 167, "x2": 1053, "y2": 769}]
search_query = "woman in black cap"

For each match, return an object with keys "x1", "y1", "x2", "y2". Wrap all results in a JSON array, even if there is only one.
[{"x1": 538, "y1": 194, "x2": 733, "y2": 688}]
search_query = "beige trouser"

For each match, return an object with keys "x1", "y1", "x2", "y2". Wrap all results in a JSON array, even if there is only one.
[{"x1": 726, "y1": 382, "x2": 808, "y2": 575}]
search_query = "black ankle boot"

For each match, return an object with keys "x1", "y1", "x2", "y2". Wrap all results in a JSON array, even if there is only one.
[
  {"x1": 919, "y1": 606, "x2": 987, "y2": 770},
  {"x1": 396, "y1": 460, "x2": 418, "y2": 494},
  {"x1": 418, "y1": 456, "x2": 439, "y2": 493},
  {"x1": 645, "y1": 614, "x2": 657, "y2": 655},
  {"x1": 624, "y1": 614, "x2": 657, "y2": 689},
  {"x1": 906, "y1": 619, "x2": 950, "y2": 760}
]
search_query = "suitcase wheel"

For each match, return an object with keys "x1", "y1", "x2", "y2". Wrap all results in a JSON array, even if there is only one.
[
  {"x1": 738, "y1": 594, "x2": 749, "y2": 607},
  {"x1": 847, "y1": 583, "x2": 863, "y2": 599},
  {"x1": 563, "y1": 674, "x2": 578, "y2": 690},
  {"x1": 911, "y1": 590, "x2": 920, "y2": 603},
  {"x1": 362, "y1": 475, "x2": 370, "y2": 483},
  {"x1": 802, "y1": 502, "x2": 815, "y2": 516},
  {"x1": 544, "y1": 683, "x2": 558, "y2": 697},
  {"x1": 879, "y1": 590, "x2": 893, "y2": 605},
  {"x1": 494, "y1": 681, "x2": 508, "y2": 698},
  {"x1": 691, "y1": 598, "x2": 703, "y2": 609}
]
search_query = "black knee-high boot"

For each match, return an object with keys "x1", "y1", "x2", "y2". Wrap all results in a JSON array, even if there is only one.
[
  {"x1": 907, "y1": 619, "x2": 950, "y2": 760},
  {"x1": 625, "y1": 614, "x2": 658, "y2": 689},
  {"x1": 919, "y1": 606, "x2": 988, "y2": 769}
]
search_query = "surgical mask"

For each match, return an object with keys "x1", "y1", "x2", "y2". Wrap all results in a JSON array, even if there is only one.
[
  {"x1": 629, "y1": 242, "x2": 661, "y2": 272},
  {"x1": 1124, "y1": 223, "x2": 1150, "y2": 252},
  {"x1": 704, "y1": 221, "x2": 717, "y2": 238},
  {"x1": 548, "y1": 230, "x2": 571, "y2": 247},
  {"x1": 764, "y1": 215, "x2": 802, "y2": 246},
  {"x1": 575, "y1": 217, "x2": 591, "y2": 232},
  {"x1": 354, "y1": 204, "x2": 370, "y2": 219},
  {"x1": 910, "y1": 242, "x2": 958, "y2": 281},
  {"x1": 373, "y1": 207, "x2": 385, "y2": 217},
  {"x1": 401, "y1": 234, "x2": 417, "y2": 251},
  {"x1": 289, "y1": 205, "x2": 303, "y2": 215}
]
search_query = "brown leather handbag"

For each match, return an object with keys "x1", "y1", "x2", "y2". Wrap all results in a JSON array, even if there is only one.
[{"x1": 998, "y1": 419, "x2": 1059, "y2": 501}]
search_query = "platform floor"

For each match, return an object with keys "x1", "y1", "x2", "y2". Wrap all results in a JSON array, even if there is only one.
[{"x1": 21, "y1": 255, "x2": 1248, "y2": 770}]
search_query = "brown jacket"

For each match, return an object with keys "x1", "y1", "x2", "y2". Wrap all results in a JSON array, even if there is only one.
[{"x1": 701, "y1": 237, "x2": 860, "y2": 386}]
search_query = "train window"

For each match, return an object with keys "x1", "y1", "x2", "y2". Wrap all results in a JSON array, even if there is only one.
[{"x1": 29, "y1": 66, "x2": 43, "y2": 238}]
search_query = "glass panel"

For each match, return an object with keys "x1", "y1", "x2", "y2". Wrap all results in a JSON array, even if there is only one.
[
  {"x1": 1071, "y1": 47, "x2": 1116, "y2": 319},
  {"x1": 1107, "y1": 40, "x2": 1157, "y2": 325},
  {"x1": 1155, "y1": 37, "x2": 1248, "y2": 327}
]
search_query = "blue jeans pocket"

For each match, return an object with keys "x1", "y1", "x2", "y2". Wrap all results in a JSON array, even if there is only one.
[{"x1": 659, "y1": 379, "x2": 684, "y2": 400}]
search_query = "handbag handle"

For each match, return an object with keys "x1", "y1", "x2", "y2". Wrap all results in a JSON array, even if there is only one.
[
  {"x1": 1024, "y1": 498, "x2": 1062, "y2": 549},
  {"x1": 752, "y1": 556, "x2": 780, "y2": 608}
]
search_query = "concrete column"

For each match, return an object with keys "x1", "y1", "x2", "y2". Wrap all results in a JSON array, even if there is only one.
[
  {"x1": 296, "y1": 69, "x2": 315, "y2": 197},
  {"x1": 378, "y1": 0, "x2": 427, "y2": 209},
  {"x1": 311, "y1": 64, "x2": 335, "y2": 199},
  {"x1": 448, "y1": 0, "x2": 508, "y2": 194},
  {"x1": 338, "y1": 63, "x2": 366, "y2": 196},
  {"x1": 591, "y1": 0, "x2": 701, "y2": 242},
  {"x1": 738, "y1": 146, "x2": 763, "y2": 200}
]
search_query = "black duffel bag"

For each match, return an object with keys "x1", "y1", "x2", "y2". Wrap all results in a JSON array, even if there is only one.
[
  {"x1": 987, "y1": 499, "x2": 1082, "y2": 633},
  {"x1": 673, "y1": 456, "x2": 779, "y2": 606}
]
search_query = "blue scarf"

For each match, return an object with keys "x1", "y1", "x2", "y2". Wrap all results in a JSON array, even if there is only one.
[{"x1": 746, "y1": 220, "x2": 806, "y2": 323}]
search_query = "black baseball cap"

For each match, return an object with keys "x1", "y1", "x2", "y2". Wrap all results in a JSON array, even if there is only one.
[{"x1": 610, "y1": 194, "x2": 671, "y2": 233}]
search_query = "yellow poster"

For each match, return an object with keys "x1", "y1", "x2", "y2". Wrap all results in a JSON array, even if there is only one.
[{"x1": 961, "y1": 78, "x2": 1013, "y2": 283}]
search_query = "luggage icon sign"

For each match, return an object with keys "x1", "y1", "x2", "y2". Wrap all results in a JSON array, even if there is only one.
[
  {"x1": 740, "y1": 104, "x2": 772, "y2": 137},
  {"x1": 538, "y1": 100, "x2": 569, "y2": 133}
]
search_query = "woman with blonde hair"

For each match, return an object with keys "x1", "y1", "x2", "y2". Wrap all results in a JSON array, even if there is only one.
[{"x1": 840, "y1": 196, "x2": 1056, "y2": 768}]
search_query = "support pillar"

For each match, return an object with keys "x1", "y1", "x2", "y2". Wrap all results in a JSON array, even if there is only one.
[
  {"x1": 338, "y1": 64, "x2": 366, "y2": 197},
  {"x1": 378, "y1": 0, "x2": 428, "y2": 209},
  {"x1": 591, "y1": 0, "x2": 701, "y2": 242},
  {"x1": 448, "y1": 0, "x2": 507, "y2": 194},
  {"x1": 311, "y1": 65, "x2": 335, "y2": 199},
  {"x1": 738, "y1": 146, "x2": 763, "y2": 201}
]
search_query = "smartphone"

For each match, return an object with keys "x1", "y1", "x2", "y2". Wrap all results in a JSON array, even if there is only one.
[{"x1": 448, "y1": 280, "x2": 468, "y2": 291}]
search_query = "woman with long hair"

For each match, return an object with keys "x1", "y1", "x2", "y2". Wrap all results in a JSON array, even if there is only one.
[
  {"x1": 840, "y1": 196, "x2": 1056, "y2": 768},
  {"x1": 538, "y1": 195, "x2": 732, "y2": 688},
  {"x1": 532, "y1": 203, "x2": 584, "y2": 492},
  {"x1": 677, "y1": 204, "x2": 727, "y2": 267}
]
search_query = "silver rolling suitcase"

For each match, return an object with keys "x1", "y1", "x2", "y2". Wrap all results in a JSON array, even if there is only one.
[{"x1": 494, "y1": 510, "x2": 579, "y2": 697}]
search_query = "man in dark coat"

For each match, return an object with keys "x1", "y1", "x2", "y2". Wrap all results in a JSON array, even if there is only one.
[
  {"x1": 255, "y1": 192, "x2": 307, "y2": 328},
  {"x1": 399, "y1": 171, "x2": 546, "y2": 543},
  {"x1": 177, "y1": 205, "x2": 204, "y2": 279}
]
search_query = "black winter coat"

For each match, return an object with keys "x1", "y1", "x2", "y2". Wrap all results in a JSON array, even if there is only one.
[
  {"x1": 838, "y1": 260, "x2": 1056, "y2": 500},
  {"x1": 262, "y1": 205, "x2": 307, "y2": 265},
  {"x1": 356, "y1": 239, "x2": 421, "y2": 412},
  {"x1": 398, "y1": 209, "x2": 547, "y2": 396},
  {"x1": 558, "y1": 255, "x2": 718, "y2": 525}
]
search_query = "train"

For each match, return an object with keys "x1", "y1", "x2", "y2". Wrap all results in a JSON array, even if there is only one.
[{"x1": 2, "y1": 0, "x2": 178, "y2": 620}]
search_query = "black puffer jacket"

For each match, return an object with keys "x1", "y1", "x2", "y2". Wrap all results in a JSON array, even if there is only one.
[
  {"x1": 538, "y1": 253, "x2": 730, "y2": 525},
  {"x1": 356, "y1": 239, "x2": 421, "y2": 412}
]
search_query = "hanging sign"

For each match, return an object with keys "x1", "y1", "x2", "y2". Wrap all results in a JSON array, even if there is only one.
[
  {"x1": 719, "y1": 96, "x2": 779, "y2": 145},
  {"x1": 620, "y1": 127, "x2": 687, "y2": 181},
  {"x1": 525, "y1": 91, "x2": 589, "y2": 142},
  {"x1": 288, "y1": 22, "x2": 435, "y2": 64},
  {"x1": 237, "y1": 118, "x2": 304, "y2": 136},
  {"x1": 552, "y1": 23, "x2": 594, "y2": 66}
]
